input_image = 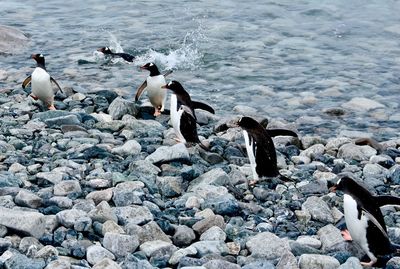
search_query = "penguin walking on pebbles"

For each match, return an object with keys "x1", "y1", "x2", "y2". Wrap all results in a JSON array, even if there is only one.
[
  {"x1": 135, "y1": 62, "x2": 172, "y2": 116},
  {"x1": 22, "y1": 54, "x2": 62, "y2": 110},
  {"x1": 162, "y1": 80, "x2": 213, "y2": 147},
  {"x1": 228, "y1": 116, "x2": 296, "y2": 185},
  {"x1": 330, "y1": 176, "x2": 400, "y2": 267},
  {"x1": 97, "y1": 47, "x2": 135, "y2": 62}
]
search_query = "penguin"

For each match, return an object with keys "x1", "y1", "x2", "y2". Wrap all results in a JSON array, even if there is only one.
[
  {"x1": 135, "y1": 62, "x2": 172, "y2": 116},
  {"x1": 330, "y1": 176, "x2": 400, "y2": 267},
  {"x1": 229, "y1": 116, "x2": 296, "y2": 184},
  {"x1": 22, "y1": 54, "x2": 62, "y2": 110},
  {"x1": 162, "y1": 80, "x2": 212, "y2": 147},
  {"x1": 97, "y1": 47, "x2": 135, "y2": 62}
]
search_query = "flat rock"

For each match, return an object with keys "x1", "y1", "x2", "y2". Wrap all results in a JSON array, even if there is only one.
[
  {"x1": 145, "y1": 143, "x2": 190, "y2": 164},
  {"x1": 188, "y1": 168, "x2": 230, "y2": 191},
  {"x1": 103, "y1": 232, "x2": 139, "y2": 258},
  {"x1": 338, "y1": 143, "x2": 377, "y2": 161},
  {"x1": 14, "y1": 189, "x2": 42, "y2": 208},
  {"x1": 338, "y1": 257, "x2": 362, "y2": 269},
  {"x1": 246, "y1": 232, "x2": 290, "y2": 259},
  {"x1": 192, "y1": 215, "x2": 225, "y2": 235},
  {"x1": 276, "y1": 251, "x2": 300, "y2": 269},
  {"x1": 302, "y1": 196, "x2": 334, "y2": 223},
  {"x1": 111, "y1": 139, "x2": 141, "y2": 157},
  {"x1": 200, "y1": 226, "x2": 226, "y2": 241},
  {"x1": 0, "y1": 207, "x2": 46, "y2": 239},
  {"x1": 53, "y1": 180, "x2": 82, "y2": 196},
  {"x1": 0, "y1": 25, "x2": 29, "y2": 54},
  {"x1": 140, "y1": 240, "x2": 174, "y2": 257},
  {"x1": 203, "y1": 259, "x2": 241, "y2": 269},
  {"x1": 86, "y1": 188, "x2": 114, "y2": 205},
  {"x1": 56, "y1": 209, "x2": 88, "y2": 228},
  {"x1": 113, "y1": 205, "x2": 154, "y2": 225},
  {"x1": 298, "y1": 254, "x2": 340, "y2": 269},
  {"x1": 86, "y1": 245, "x2": 115, "y2": 265},
  {"x1": 317, "y1": 224, "x2": 345, "y2": 252},
  {"x1": 190, "y1": 240, "x2": 229, "y2": 257},
  {"x1": 92, "y1": 258, "x2": 122, "y2": 269},
  {"x1": 108, "y1": 97, "x2": 139, "y2": 120},
  {"x1": 89, "y1": 201, "x2": 118, "y2": 223}
]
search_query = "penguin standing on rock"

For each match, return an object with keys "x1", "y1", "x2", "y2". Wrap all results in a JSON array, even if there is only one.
[
  {"x1": 22, "y1": 54, "x2": 62, "y2": 110},
  {"x1": 135, "y1": 62, "x2": 172, "y2": 116},
  {"x1": 97, "y1": 47, "x2": 135, "y2": 62},
  {"x1": 162, "y1": 80, "x2": 213, "y2": 147},
  {"x1": 330, "y1": 176, "x2": 400, "y2": 267},
  {"x1": 228, "y1": 116, "x2": 296, "y2": 185}
]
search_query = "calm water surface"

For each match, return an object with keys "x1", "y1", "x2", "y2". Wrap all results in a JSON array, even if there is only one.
[{"x1": 1, "y1": 0, "x2": 399, "y2": 140}]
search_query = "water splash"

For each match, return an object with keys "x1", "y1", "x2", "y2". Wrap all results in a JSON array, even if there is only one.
[
  {"x1": 135, "y1": 22, "x2": 206, "y2": 71},
  {"x1": 91, "y1": 32, "x2": 128, "y2": 64}
]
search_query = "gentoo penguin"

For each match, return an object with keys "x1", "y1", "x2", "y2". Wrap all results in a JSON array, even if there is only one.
[
  {"x1": 135, "y1": 62, "x2": 172, "y2": 116},
  {"x1": 330, "y1": 176, "x2": 400, "y2": 267},
  {"x1": 162, "y1": 80, "x2": 212, "y2": 147},
  {"x1": 22, "y1": 54, "x2": 62, "y2": 110},
  {"x1": 228, "y1": 116, "x2": 296, "y2": 184},
  {"x1": 97, "y1": 47, "x2": 135, "y2": 62}
]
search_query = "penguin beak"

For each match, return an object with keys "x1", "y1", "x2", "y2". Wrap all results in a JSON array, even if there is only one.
[
  {"x1": 140, "y1": 65, "x2": 147, "y2": 70},
  {"x1": 97, "y1": 48, "x2": 103, "y2": 52},
  {"x1": 329, "y1": 186, "x2": 337, "y2": 192},
  {"x1": 31, "y1": 54, "x2": 37, "y2": 60},
  {"x1": 161, "y1": 85, "x2": 168, "y2": 89}
]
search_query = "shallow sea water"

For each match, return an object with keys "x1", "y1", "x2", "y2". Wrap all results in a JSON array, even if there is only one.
[{"x1": 1, "y1": 0, "x2": 399, "y2": 140}]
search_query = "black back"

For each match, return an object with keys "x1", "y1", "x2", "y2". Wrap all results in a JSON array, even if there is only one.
[
  {"x1": 238, "y1": 116, "x2": 279, "y2": 177},
  {"x1": 179, "y1": 106, "x2": 200, "y2": 143}
]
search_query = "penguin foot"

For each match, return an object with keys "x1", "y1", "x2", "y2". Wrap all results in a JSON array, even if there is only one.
[
  {"x1": 153, "y1": 109, "x2": 161, "y2": 116},
  {"x1": 249, "y1": 179, "x2": 259, "y2": 187},
  {"x1": 360, "y1": 260, "x2": 376, "y2": 267},
  {"x1": 30, "y1": 94, "x2": 39, "y2": 100},
  {"x1": 48, "y1": 105, "x2": 56, "y2": 110},
  {"x1": 341, "y1": 229, "x2": 353, "y2": 241}
]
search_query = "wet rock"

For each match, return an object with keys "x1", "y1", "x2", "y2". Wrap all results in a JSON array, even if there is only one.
[
  {"x1": 246, "y1": 232, "x2": 290, "y2": 259},
  {"x1": 302, "y1": 196, "x2": 334, "y2": 223},
  {"x1": 108, "y1": 97, "x2": 139, "y2": 120},
  {"x1": 145, "y1": 143, "x2": 189, "y2": 164},
  {"x1": 86, "y1": 245, "x2": 115, "y2": 265},
  {"x1": 298, "y1": 254, "x2": 340, "y2": 269},
  {"x1": 14, "y1": 189, "x2": 42, "y2": 208},
  {"x1": 0, "y1": 207, "x2": 46, "y2": 239},
  {"x1": 103, "y1": 232, "x2": 139, "y2": 258}
]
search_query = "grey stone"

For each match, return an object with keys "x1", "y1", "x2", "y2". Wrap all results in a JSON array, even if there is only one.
[
  {"x1": 49, "y1": 196, "x2": 73, "y2": 209},
  {"x1": 342, "y1": 97, "x2": 385, "y2": 111},
  {"x1": 108, "y1": 97, "x2": 139, "y2": 120},
  {"x1": 188, "y1": 168, "x2": 230, "y2": 191},
  {"x1": 0, "y1": 207, "x2": 46, "y2": 238},
  {"x1": 386, "y1": 257, "x2": 400, "y2": 269},
  {"x1": 145, "y1": 143, "x2": 189, "y2": 164},
  {"x1": 128, "y1": 159, "x2": 161, "y2": 175},
  {"x1": 140, "y1": 240, "x2": 175, "y2": 257},
  {"x1": 14, "y1": 189, "x2": 42, "y2": 208},
  {"x1": 200, "y1": 226, "x2": 226, "y2": 241},
  {"x1": 173, "y1": 225, "x2": 196, "y2": 247},
  {"x1": 89, "y1": 201, "x2": 118, "y2": 223},
  {"x1": 114, "y1": 205, "x2": 154, "y2": 225},
  {"x1": 56, "y1": 209, "x2": 88, "y2": 228},
  {"x1": 156, "y1": 176, "x2": 183, "y2": 197},
  {"x1": 202, "y1": 194, "x2": 240, "y2": 216},
  {"x1": 92, "y1": 258, "x2": 122, "y2": 269},
  {"x1": 302, "y1": 196, "x2": 334, "y2": 223},
  {"x1": 363, "y1": 163, "x2": 387, "y2": 179},
  {"x1": 0, "y1": 25, "x2": 29, "y2": 54},
  {"x1": 203, "y1": 259, "x2": 241, "y2": 269},
  {"x1": 0, "y1": 238, "x2": 11, "y2": 253},
  {"x1": 169, "y1": 246, "x2": 197, "y2": 265},
  {"x1": 276, "y1": 251, "x2": 299, "y2": 269},
  {"x1": 34, "y1": 245, "x2": 58, "y2": 260},
  {"x1": 44, "y1": 259, "x2": 71, "y2": 269},
  {"x1": 317, "y1": 224, "x2": 345, "y2": 252},
  {"x1": 246, "y1": 232, "x2": 290, "y2": 259},
  {"x1": 338, "y1": 257, "x2": 362, "y2": 269},
  {"x1": 53, "y1": 180, "x2": 82, "y2": 196},
  {"x1": 46, "y1": 114, "x2": 81, "y2": 128},
  {"x1": 103, "y1": 232, "x2": 139, "y2": 258},
  {"x1": 111, "y1": 139, "x2": 141, "y2": 157},
  {"x1": 112, "y1": 181, "x2": 144, "y2": 206},
  {"x1": 0, "y1": 172, "x2": 22, "y2": 187},
  {"x1": 74, "y1": 216, "x2": 92, "y2": 232},
  {"x1": 242, "y1": 260, "x2": 275, "y2": 269},
  {"x1": 86, "y1": 245, "x2": 115, "y2": 266},
  {"x1": 192, "y1": 215, "x2": 225, "y2": 235},
  {"x1": 296, "y1": 236, "x2": 322, "y2": 249},
  {"x1": 0, "y1": 250, "x2": 45, "y2": 269},
  {"x1": 190, "y1": 240, "x2": 229, "y2": 257},
  {"x1": 337, "y1": 143, "x2": 377, "y2": 161},
  {"x1": 86, "y1": 188, "x2": 114, "y2": 205},
  {"x1": 139, "y1": 221, "x2": 172, "y2": 244},
  {"x1": 19, "y1": 237, "x2": 43, "y2": 255},
  {"x1": 298, "y1": 254, "x2": 340, "y2": 269},
  {"x1": 36, "y1": 172, "x2": 64, "y2": 185},
  {"x1": 102, "y1": 220, "x2": 124, "y2": 235},
  {"x1": 300, "y1": 144, "x2": 325, "y2": 159}
]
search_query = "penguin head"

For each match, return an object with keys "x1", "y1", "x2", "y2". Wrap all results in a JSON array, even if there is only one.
[
  {"x1": 97, "y1": 47, "x2": 112, "y2": 54},
  {"x1": 140, "y1": 62, "x2": 160, "y2": 76},
  {"x1": 162, "y1": 80, "x2": 185, "y2": 94},
  {"x1": 237, "y1": 116, "x2": 259, "y2": 130},
  {"x1": 31, "y1": 54, "x2": 45, "y2": 67},
  {"x1": 330, "y1": 176, "x2": 356, "y2": 193}
]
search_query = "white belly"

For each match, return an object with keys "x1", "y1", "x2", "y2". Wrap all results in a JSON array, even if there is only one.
[
  {"x1": 146, "y1": 75, "x2": 167, "y2": 110},
  {"x1": 170, "y1": 94, "x2": 185, "y2": 142},
  {"x1": 31, "y1": 68, "x2": 53, "y2": 103},
  {"x1": 243, "y1": 130, "x2": 258, "y2": 181},
  {"x1": 343, "y1": 194, "x2": 376, "y2": 261}
]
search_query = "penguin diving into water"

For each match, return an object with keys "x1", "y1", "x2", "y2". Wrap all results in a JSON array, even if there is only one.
[
  {"x1": 22, "y1": 54, "x2": 62, "y2": 110},
  {"x1": 330, "y1": 176, "x2": 400, "y2": 267},
  {"x1": 97, "y1": 47, "x2": 135, "y2": 62},
  {"x1": 228, "y1": 116, "x2": 297, "y2": 185},
  {"x1": 161, "y1": 80, "x2": 214, "y2": 147},
  {"x1": 135, "y1": 62, "x2": 172, "y2": 116}
]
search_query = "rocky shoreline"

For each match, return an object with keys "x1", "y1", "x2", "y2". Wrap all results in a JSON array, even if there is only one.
[{"x1": 0, "y1": 84, "x2": 400, "y2": 269}]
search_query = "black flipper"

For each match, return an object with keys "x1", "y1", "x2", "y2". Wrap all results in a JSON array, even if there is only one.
[
  {"x1": 163, "y1": 70, "x2": 173, "y2": 77},
  {"x1": 266, "y1": 129, "x2": 298, "y2": 137},
  {"x1": 135, "y1": 80, "x2": 147, "y2": 102},
  {"x1": 50, "y1": 77, "x2": 63, "y2": 93},
  {"x1": 22, "y1": 75, "x2": 32, "y2": 89},
  {"x1": 192, "y1": 101, "x2": 215, "y2": 114},
  {"x1": 375, "y1": 195, "x2": 400, "y2": 208}
]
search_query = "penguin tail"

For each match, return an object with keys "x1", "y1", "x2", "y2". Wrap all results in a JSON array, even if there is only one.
[{"x1": 192, "y1": 101, "x2": 215, "y2": 114}]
